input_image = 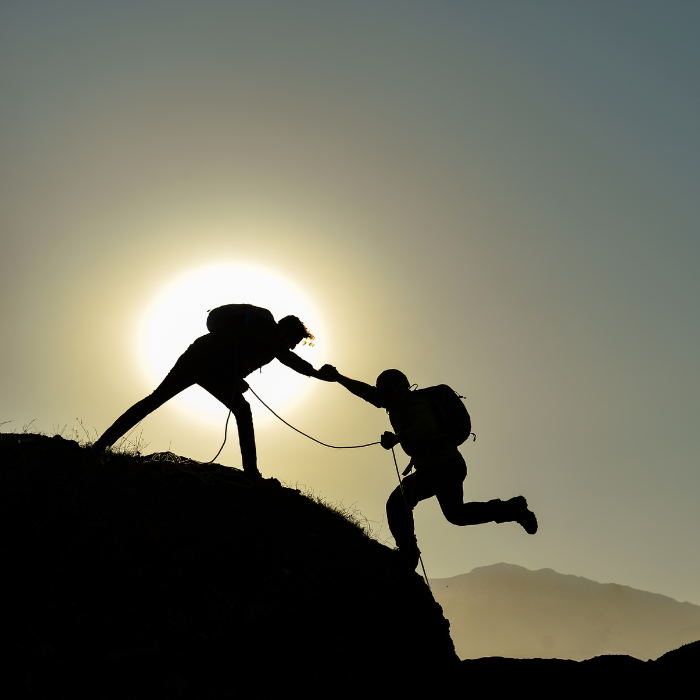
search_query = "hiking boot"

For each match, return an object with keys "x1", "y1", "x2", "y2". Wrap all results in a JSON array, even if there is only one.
[
  {"x1": 505, "y1": 496, "x2": 538, "y2": 534},
  {"x1": 244, "y1": 468, "x2": 264, "y2": 484}
]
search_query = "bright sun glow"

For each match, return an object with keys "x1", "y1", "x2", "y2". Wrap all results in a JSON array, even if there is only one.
[{"x1": 138, "y1": 263, "x2": 326, "y2": 424}]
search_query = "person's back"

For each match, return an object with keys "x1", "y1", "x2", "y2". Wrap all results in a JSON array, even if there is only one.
[
  {"x1": 385, "y1": 390, "x2": 461, "y2": 467},
  {"x1": 330, "y1": 368, "x2": 459, "y2": 467},
  {"x1": 204, "y1": 304, "x2": 280, "y2": 378}
]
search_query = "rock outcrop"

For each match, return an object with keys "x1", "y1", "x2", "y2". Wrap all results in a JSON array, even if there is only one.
[
  {"x1": 3, "y1": 433, "x2": 457, "y2": 697},
  {"x1": 4, "y1": 432, "x2": 698, "y2": 697}
]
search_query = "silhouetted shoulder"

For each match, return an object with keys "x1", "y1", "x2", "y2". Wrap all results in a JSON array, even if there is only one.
[{"x1": 357, "y1": 382, "x2": 383, "y2": 408}]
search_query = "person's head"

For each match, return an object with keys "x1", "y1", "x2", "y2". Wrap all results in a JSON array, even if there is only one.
[
  {"x1": 376, "y1": 369, "x2": 410, "y2": 405},
  {"x1": 277, "y1": 315, "x2": 315, "y2": 349}
]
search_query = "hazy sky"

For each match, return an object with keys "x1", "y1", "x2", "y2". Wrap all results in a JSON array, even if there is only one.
[{"x1": 2, "y1": 1, "x2": 699, "y2": 604}]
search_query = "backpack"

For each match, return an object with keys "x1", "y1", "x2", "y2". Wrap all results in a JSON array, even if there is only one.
[
  {"x1": 206, "y1": 304, "x2": 276, "y2": 336},
  {"x1": 415, "y1": 384, "x2": 473, "y2": 446}
]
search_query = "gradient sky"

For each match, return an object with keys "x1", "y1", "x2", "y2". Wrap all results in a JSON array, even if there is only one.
[{"x1": 2, "y1": 1, "x2": 699, "y2": 604}]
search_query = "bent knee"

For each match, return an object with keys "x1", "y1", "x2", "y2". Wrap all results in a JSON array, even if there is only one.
[
  {"x1": 386, "y1": 488, "x2": 405, "y2": 509},
  {"x1": 387, "y1": 487, "x2": 417, "y2": 512},
  {"x1": 443, "y1": 511, "x2": 465, "y2": 526}
]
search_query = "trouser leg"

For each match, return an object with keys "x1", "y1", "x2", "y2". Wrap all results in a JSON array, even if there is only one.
[
  {"x1": 197, "y1": 373, "x2": 260, "y2": 474},
  {"x1": 189, "y1": 333, "x2": 262, "y2": 473},
  {"x1": 438, "y1": 496, "x2": 508, "y2": 526},
  {"x1": 230, "y1": 393, "x2": 258, "y2": 474},
  {"x1": 433, "y1": 456, "x2": 537, "y2": 533},
  {"x1": 434, "y1": 455, "x2": 508, "y2": 525},
  {"x1": 386, "y1": 470, "x2": 438, "y2": 551},
  {"x1": 93, "y1": 357, "x2": 195, "y2": 451},
  {"x1": 93, "y1": 394, "x2": 164, "y2": 451},
  {"x1": 386, "y1": 486, "x2": 417, "y2": 551}
]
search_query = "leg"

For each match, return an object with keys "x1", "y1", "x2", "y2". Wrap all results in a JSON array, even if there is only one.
[
  {"x1": 435, "y1": 455, "x2": 538, "y2": 534},
  {"x1": 93, "y1": 350, "x2": 197, "y2": 451},
  {"x1": 230, "y1": 393, "x2": 258, "y2": 475},
  {"x1": 196, "y1": 373, "x2": 259, "y2": 476},
  {"x1": 386, "y1": 468, "x2": 441, "y2": 555},
  {"x1": 435, "y1": 455, "x2": 501, "y2": 525},
  {"x1": 437, "y1": 492, "x2": 508, "y2": 526}
]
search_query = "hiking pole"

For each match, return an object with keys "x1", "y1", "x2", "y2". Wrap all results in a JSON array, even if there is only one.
[{"x1": 391, "y1": 447, "x2": 431, "y2": 592}]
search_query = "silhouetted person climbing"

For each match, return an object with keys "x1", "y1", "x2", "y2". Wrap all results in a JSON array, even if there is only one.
[
  {"x1": 320, "y1": 366, "x2": 538, "y2": 569},
  {"x1": 92, "y1": 304, "x2": 333, "y2": 481}
]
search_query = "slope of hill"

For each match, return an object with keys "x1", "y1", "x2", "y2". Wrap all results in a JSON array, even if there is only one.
[
  {"x1": 4, "y1": 431, "x2": 699, "y2": 697},
  {"x1": 2, "y1": 433, "x2": 457, "y2": 697},
  {"x1": 432, "y1": 563, "x2": 700, "y2": 660}
]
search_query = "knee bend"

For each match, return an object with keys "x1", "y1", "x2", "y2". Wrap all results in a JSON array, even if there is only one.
[
  {"x1": 443, "y1": 511, "x2": 466, "y2": 526},
  {"x1": 387, "y1": 487, "x2": 416, "y2": 514},
  {"x1": 386, "y1": 488, "x2": 405, "y2": 513}
]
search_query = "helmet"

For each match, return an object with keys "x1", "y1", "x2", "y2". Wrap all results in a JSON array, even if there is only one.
[{"x1": 376, "y1": 369, "x2": 410, "y2": 398}]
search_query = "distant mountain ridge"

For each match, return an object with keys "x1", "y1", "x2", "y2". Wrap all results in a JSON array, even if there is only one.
[{"x1": 432, "y1": 563, "x2": 700, "y2": 661}]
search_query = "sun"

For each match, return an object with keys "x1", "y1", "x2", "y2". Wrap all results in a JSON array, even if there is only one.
[{"x1": 137, "y1": 263, "x2": 326, "y2": 424}]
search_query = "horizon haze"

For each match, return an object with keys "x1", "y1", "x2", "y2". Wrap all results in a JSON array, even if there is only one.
[{"x1": 432, "y1": 562, "x2": 700, "y2": 661}]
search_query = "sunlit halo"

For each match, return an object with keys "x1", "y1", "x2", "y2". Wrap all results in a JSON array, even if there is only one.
[{"x1": 137, "y1": 263, "x2": 326, "y2": 424}]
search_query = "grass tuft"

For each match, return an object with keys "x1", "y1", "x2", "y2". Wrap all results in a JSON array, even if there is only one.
[
  {"x1": 1, "y1": 418, "x2": 151, "y2": 456},
  {"x1": 286, "y1": 481, "x2": 382, "y2": 541}
]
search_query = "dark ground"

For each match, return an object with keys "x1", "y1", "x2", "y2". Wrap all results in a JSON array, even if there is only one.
[{"x1": 2, "y1": 432, "x2": 697, "y2": 697}]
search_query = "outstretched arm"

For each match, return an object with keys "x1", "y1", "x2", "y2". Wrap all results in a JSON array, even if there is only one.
[
  {"x1": 317, "y1": 365, "x2": 383, "y2": 408},
  {"x1": 276, "y1": 349, "x2": 317, "y2": 377},
  {"x1": 276, "y1": 350, "x2": 338, "y2": 382}
]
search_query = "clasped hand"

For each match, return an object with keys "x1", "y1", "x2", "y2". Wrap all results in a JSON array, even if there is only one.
[
  {"x1": 380, "y1": 431, "x2": 400, "y2": 450},
  {"x1": 316, "y1": 364, "x2": 341, "y2": 382}
]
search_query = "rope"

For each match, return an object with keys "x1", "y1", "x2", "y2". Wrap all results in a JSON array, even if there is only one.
[
  {"x1": 204, "y1": 383, "x2": 430, "y2": 588},
  {"x1": 247, "y1": 386, "x2": 380, "y2": 450},
  {"x1": 391, "y1": 446, "x2": 431, "y2": 591},
  {"x1": 205, "y1": 406, "x2": 233, "y2": 464},
  {"x1": 204, "y1": 361, "x2": 243, "y2": 465}
]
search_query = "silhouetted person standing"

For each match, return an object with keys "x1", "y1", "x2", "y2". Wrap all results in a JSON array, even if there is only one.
[
  {"x1": 321, "y1": 366, "x2": 538, "y2": 568},
  {"x1": 93, "y1": 304, "x2": 331, "y2": 480}
]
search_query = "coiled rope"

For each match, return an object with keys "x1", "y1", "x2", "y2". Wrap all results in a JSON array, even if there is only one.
[{"x1": 147, "y1": 450, "x2": 254, "y2": 488}]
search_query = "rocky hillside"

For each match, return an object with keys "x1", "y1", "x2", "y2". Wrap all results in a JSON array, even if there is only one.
[
  {"x1": 3, "y1": 433, "x2": 456, "y2": 697},
  {"x1": 3, "y1": 432, "x2": 698, "y2": 697}
]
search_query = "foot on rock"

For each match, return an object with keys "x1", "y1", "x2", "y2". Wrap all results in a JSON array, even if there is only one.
[{"x1": 244, "y1": 469, "x2": 264, "y2": 484}]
